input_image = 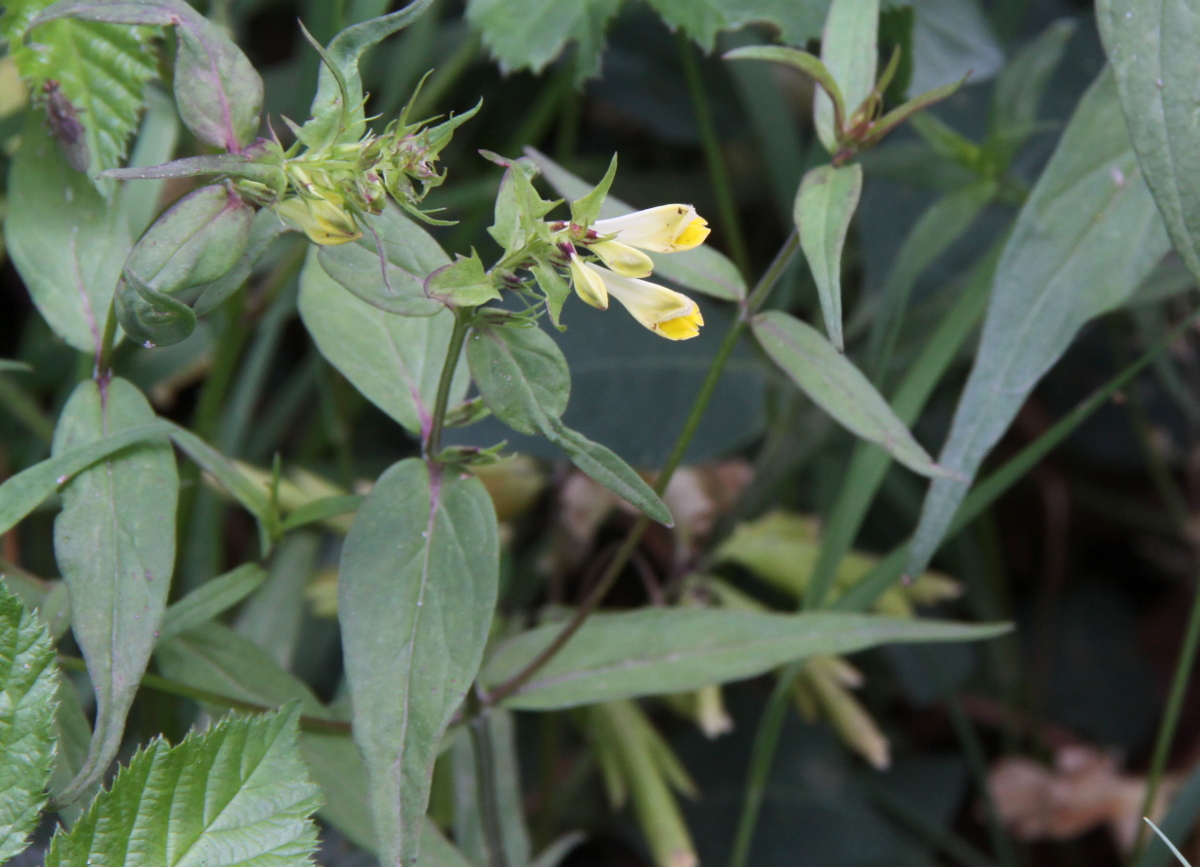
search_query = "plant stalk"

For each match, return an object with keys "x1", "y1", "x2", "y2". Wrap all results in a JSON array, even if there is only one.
[
  {"x1": 426, "y1": 310, "x2": 470, "y2": 457},
  {"x1": 470, "y1": 710, "x2": 512, "y2": 867}
]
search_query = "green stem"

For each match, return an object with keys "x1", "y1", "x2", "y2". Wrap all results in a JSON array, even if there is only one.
[
  {"x1": 678, "y1": 32, "x2": 752, "y2": 280},
  {"x1": 425, "y1": 310, "x2": 469, "y2": 456},
  {"x1": 484, "y1": 234, "x2": 802, "y2": 707},
  {"x1": 728, "y1": 662, "x2": 801, "y2": 867},
  {"x1": 470, "y1": 710, "x2": 511, "y2": 867},
  {"x1": 56, "y1": 655, "x2": 350, "y2": 735},
  {"x1": 94, "y1": 300, "x2": 119, "y2": 381},
  {"x1": 1134, "y1": 583, "x2": 1200, "y2": 858}
]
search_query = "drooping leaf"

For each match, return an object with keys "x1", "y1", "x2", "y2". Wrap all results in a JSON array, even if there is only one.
[
  {"x1": 32, "y1": 0, "x2": 263, "y2": 151},
  {"x1": 752, "y1": 311, "x2": 952, "y2": 479},
  {"x1": 339, "y1": 458, "x2": 498, "y2": 867},
  {"x1": 0, "y1": 588, "x2": 58, "y2": 861},
  {"x1": 525, "y1": 147, "x2": 746, "y2": 302},
  {"x1": 302, "y1": 0, "x2": 436, "y2": 148},
  {"x1": 904, "y1": 68, "x2": 1170, "y2": 580},
  {"x1": 1, "y1": 0, "x2": 158, "y2": 185},
  {"x1": 1098, "y1": 0, "x2": 1200, "y2": 283},
  {"x1": 7, "y1": 116, "x2": 132, "y2": 353},
  {"x1": 43, "y1": 708, "x2": 321, "y2": 867},
  {"x1": 816, "y1": 0, "x2": 879, "y2": 151},
  {"x1": 51, "y1": 378, "x2": 178, "y2": 805},
  {"x1": 795, "y1": 163, "x2": 863, "y2": 350},
  {"x1": 482, "y1": 608, "x2": 1009, "y2": 710},
  {"x1": 299, "y1": 248, "x2": 467, "y2": 437},
  {"x1": 115, "y1": 275, "x2": 198, "y2": 348},
  {"x1": 156, "y1": 564, "x2": 267, "y2": 644}
]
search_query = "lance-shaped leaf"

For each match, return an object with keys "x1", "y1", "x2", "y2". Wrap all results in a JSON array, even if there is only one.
[
  {"x1": 525, "y1": 147, "x2": 746, "y2": 302},
  {"x1": 300, "y1": 248, "x2": 466, "y2": 438},
  {"x1": 301, "y1": 0, "x2": 436, "y2": 148},
  {"x1": 32, "y1": 0, "x2": 263, "y2": 151},
  {"x1": 43, "y1": 708, "x2": 321, "y2": 867},
  {"x1": 795, "y1": 163, "x2": 863, "y2": 350},
  {"x1": 904, "y1": 68, "x2": 1170, "y2": 581},
  {"x1": 1, "y1": 0, "x2": 158, "y2": 188},
  {"x1": 156, "y1": 564, "x2": 267, "y2": 644},
  {"x1": 7, "y1": 116, "x2": 132, "y2": 354},
  {"x1": 100, "y1": 152, "x2": 285, "y2": 187},
  {"x1": 1098, "y1": 0, "x2": 1200, "y2": 283},
  {"x1": 752, "y1": 311, "x2": 952, "y2": 479},
  {"x1": 816, "y1": 0, "x2": 879, "y2": 150},
  {"x1": 52, "y1": 378, "x2": 178, "y2": 805},
  {"x1": 0, "y1": 588, "x2": 58, "y2": 861},
  {"x1": 467, "y1": 323, "x2": 672, "y2": 525},
  {"x1": 340, "y1": 458, "x2": 498, "y2": 867},
  {"x1": 482, "y1": 608, "x2": 1009, "y2": 710}
]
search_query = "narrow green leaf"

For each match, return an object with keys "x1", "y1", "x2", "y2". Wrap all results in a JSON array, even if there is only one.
[
  {"x1": 317, "y1": 207, "x2": 447, "y2": 317},
  {"x1": 570, "y1": 153, "x2": 618, "y2": 227},
  {"x1": 752, "y1": 310, "x2": 952, "y2": 479},
  {"x1": 0, "y1": 587, "x2": 58, "y2": 861},
  {"x1": 1098, "y1": 0, "x2": 1200, "y2": 282},
  {"x1": 544, "y1": 418, "x2": 674, "y2": 526},
  {"x1": 1, "y1": 0, "x2": 158, "y2": 186},
  {"x1": 525, "y1": 147, "x2": 746, "y2": 302},
  {"x1": 0, "y1": 420, "x2": 174, "y2": 538},
  {"x1": 32, "y1": 0, "x2": 263, "y2": 151},
  {"x1": 795, "y1": 163, "x2": 863, "y2": 350},
  {"x1": 904, "y1": 68, "x2": 1171, "y2": 581},
  {"x1": 816, "y1": 0, "x2": 879, "y2": 150},
  {"x1": 7, "y1": 116, "x2": 132, "y2": 353},
  {"x1": 157, "y1": 564, "x2": 267, "y2": 644},
  {"x1": 467, "y1": 323, "x2": 571, "y2": 435},
  {"x1": 861, "y1": 76, "x2": 967, "y2": 148},
  {"x1": 302, "y1": 0, "x2": 436, "y2": 148},
  {"x1": 280, "y1": 495, "x2": 363, "y2": 533},
  {"x1": 235, "y1": 533, "x2": 318, "y2": 669},
  {"x1": 987, "y1": 19, "x2": 1075, "y2": 164},
  {"x1": 808, "y1": 240, "x2": 1001, "y2": 610},
  {"x1": 482, "y1": 608, "x2": 1009, "y2": 710},
  {"x1": 724, "y1": 46, "x2": 846, "y2": 141},
  {"x1": 44, "y1": 707, "x2": 321, "y2": 867},
  {"x1": 340, "y1": 458, "x2": 498, "y2": 867},
  {"x1": 52, "y1": 378, "x2": 178, "y2": 805},
  {"x1": 299, "y1": 248, "x2": 468, "y2": 437},
  {"x1": 0, "y1": 360, "x2": 33, "y2": 374},
  {"x1": 167, "y1": 425, "x2": 273, "y2": 528}
]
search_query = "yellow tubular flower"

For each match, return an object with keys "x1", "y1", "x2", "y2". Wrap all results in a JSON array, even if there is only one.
[
  {"x1": 590, "y1": 239, "x2": 654, "y2": 278},
  {"x1": 592, "y1": 204, "x2": 710, "y2": 253},
  {"x1": 569, "y1": 253, "x2": 609, "y2": 309},
  {"x1": 277, "y1": 192, "x2": 362, "y2": 246},
  {"x1": 585, "y1": 263, "x2": 704, "y2": 340}
]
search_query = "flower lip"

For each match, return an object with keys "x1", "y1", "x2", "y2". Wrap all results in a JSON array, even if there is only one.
[
  {"x1": 584, "y1": 263, "x2": 704, "y2": 340},
  {"x1": 592, "y1": 204, "x2": 710, "y2": 253}
]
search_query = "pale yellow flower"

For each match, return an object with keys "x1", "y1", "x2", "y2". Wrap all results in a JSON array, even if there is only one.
[
  {"x1": 568, "y1": 253, "x2": 610, "y2": 309},
  {"x1": 277, "y1": 190, "x2": 362, "y2": 245},
  {"x1": 592, "y1": 204, "x2": 710, "y2": 253},
  {"x1": 582, "y1": 263, "x2": 703, "y2": 341}
]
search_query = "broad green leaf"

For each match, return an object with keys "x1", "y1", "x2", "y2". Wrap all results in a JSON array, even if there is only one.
[
  {"x1": 544, "y1": 418, "x2": 673, "y2": 526},
  {"x1": 1098, "y1": 0, "x2": 1200, "y2": 283},
  {"x1": 302, "y1": 0, "x2": 436, "y2": 147},
  {"x1": 157, "y1": 564, "x2": 267, "y2": 644},
  {"x1": 7, "y1": 116, "x2": 132, "y2": 353},
  {"x1": 318, "y1": 207, "x2": 447, "y2": 317},
  {"x1": 751, "y1": 310, "x2": 951, "y2": 479},
  {"x1": 525, "y1": 147, "x2": 746, "y2": 302},
  {"x1": 33, "y1": 0, "x2": 263, "y2": 151},
  {"x1": 795, "y1": 163, "x2": 863, "y2": 350},
  {"x1": 194, "y1": 209, "x2": 292, "y2": 317},
  {"x1": 467, "y1": 323, "x2": 571, "y2": 436},
  {"x1": 482, "y1": 608, "x2": 1009, "y2": 710},
  {"x1": 43, "y1": 708, "x2": 321, "y2": 867},
  {"x1": 299, "y1": 248, "x2": 467, "y2": 436},
  {"x1": 0, "y1": 588, "x2": 58, "y2": 861},
  {"x1": 1, "y1": 0, "x2": 158, "y2": 185},
  {"x1": 904, "y1": 68, "x2": 1171, "y2": 581},
  {"x1": 816, "y1": 0, "x2": 879, "y2": 151},
  {"x1": 52, "y1": 378, "x2": 178, "y2": 805},
  {"x1": 340, "y1": 458, "x2": 498, "y2": 867},
  {"x1": 0, "y1": 421, "x2": 174, "y2": 538},
  {"x1": 452, "y1": 710, "x2": 531, "y2": 867},
  {"x1": 466, "y1": 0, "x2": 624, "y2": 81},
  {"x1": 647, "y1": 0, "x2": 829, "y2": 50}
]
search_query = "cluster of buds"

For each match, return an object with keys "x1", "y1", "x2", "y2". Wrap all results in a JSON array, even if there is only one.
[{"x1": 555, "y1": 205, "x2": 712, "y2": 341}]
